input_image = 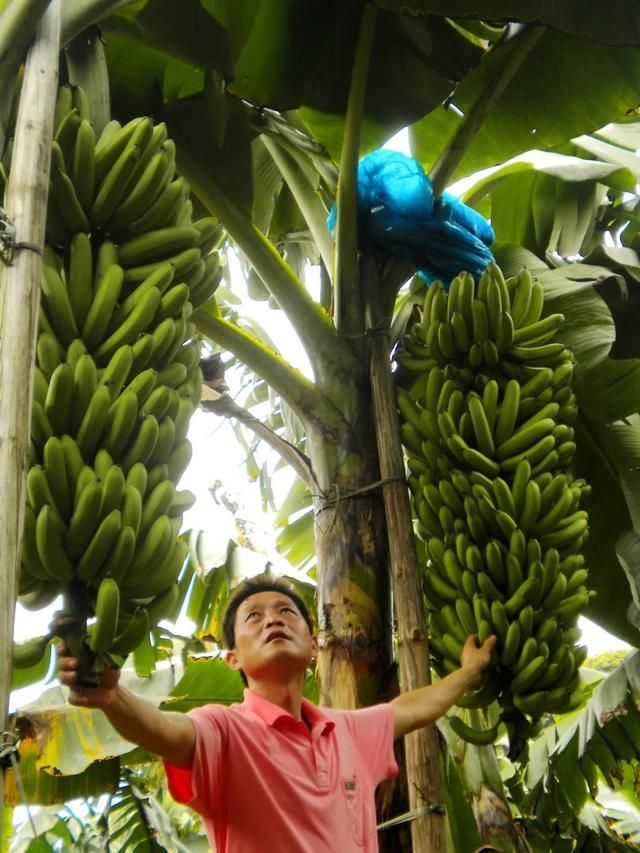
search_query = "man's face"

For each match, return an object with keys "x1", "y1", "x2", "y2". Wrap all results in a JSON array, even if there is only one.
[{"x1": 226, "y1": 591, "x2": 318, "y2": 683}]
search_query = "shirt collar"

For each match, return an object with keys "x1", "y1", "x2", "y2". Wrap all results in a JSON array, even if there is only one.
[{"x1": 243, "y1": 689, "x2": 335, "y2": 736}]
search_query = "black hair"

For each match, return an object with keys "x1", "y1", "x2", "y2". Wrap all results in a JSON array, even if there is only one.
[{"x1": 222, "y1": 574, "x2": 315, "y2": 652}]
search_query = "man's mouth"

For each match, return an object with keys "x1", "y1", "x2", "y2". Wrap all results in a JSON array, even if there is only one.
[{"x1": 265, "y1": 630, "x2": 290, "y2": 644}]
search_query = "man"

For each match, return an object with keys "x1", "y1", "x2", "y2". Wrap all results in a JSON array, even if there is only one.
[{"x1": 58, "y1": 575, "x2": 495, "y2": 852}]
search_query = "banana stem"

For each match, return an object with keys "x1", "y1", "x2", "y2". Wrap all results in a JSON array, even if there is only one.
[
  {"x1": 333, "y1": 1, "x2": 377, "y2": 339},
  {"x1": 260, "y1": 134, "x2": 333, "y2": 274},
  {"x1": 195, "y1": 179, "x2": 360, "y2": 380},
  {"x1": 430, "y1": 25, "x2": 545, "y2": 196},
  {"x1": 60, "y1": 0, "x2": 131, "y2": 46},
  {"x1": 195, "y1": 309, "x2": 347, "y2": 434},
  {"x1": 60, "y1": 581, "x2": 98, "y2": 686}
]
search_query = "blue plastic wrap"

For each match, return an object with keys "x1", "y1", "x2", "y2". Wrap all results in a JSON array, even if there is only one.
[{"x1": 328, "y1": 149, "x2": 495, "y2": 285}]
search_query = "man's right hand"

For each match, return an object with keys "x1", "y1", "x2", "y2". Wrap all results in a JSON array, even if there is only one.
[
  {"x1": 56, "y1": 643, "x2": 121, "y2": 710},
  {"x1": 56, "y1": 642, "x2": 196, "y2": 767}
]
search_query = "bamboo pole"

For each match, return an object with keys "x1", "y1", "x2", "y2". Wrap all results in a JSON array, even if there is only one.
[
  {"x1": 364, "y1": 256, "x2": 446, "y2": 853},
  {"x1": 0, "y1": 0, "x2": 60, "y2": 820}
]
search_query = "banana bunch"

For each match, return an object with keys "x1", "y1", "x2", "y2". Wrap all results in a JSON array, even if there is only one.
[
  {"x1": 396, "y1": 263, "x2": 593, "y2": 739},
  {"x1": 45, "y1": 84, "x2": 223, "y2": 311},
  {"x1": 18, "y1": 86, "x2": 223, "y2": 666}
]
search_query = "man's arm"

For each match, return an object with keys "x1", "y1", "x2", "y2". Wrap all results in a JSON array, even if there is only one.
[
  {"x1": 391, "y1": 635, "x2": 496, "y2": 740},
  {"x1": 57, "y1": 646, "x2": 196, "y2": 768}
]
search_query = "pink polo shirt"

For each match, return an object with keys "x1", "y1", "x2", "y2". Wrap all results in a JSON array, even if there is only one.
[{"x1": 164, "y1": 689, "x2": 398, "y2": 852}]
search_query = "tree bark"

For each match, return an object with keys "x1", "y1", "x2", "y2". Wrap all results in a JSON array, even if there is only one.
[
  {"x1": 365, "y1": 256, "x2": 446, "y2": 853},
  {"x1": 312, "y1": 445, "x2": 393, "y2": 710},
  {"x1": 0, "y1": 0, "x2": 60, "y2": 825}
]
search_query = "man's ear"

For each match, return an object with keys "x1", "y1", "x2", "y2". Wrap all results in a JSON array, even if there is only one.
[
  {"x1": 226, "y1": 649, "x2": 241, "y2": 671},
  {"x1": 310, "y1": 635, "x2": 319, "y2": 659}
]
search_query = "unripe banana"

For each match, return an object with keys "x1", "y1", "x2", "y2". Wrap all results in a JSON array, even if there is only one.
[
  {"x1": 397, "y1": 261, "x2": 591, "y2": 734},
  {"x1": 90, "y1": 577, "x2": 120, "y2": 654}
]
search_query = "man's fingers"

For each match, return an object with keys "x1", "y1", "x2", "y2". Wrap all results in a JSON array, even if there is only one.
[{"x1": 68, "y1": 685, "x2": 111, "y2": 709}]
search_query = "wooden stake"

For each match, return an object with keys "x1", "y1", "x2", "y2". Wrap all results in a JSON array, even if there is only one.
[
  {"x1": 0, "y1": 0, "x2": 60, "y2": 820},
  {"x1": 364, "y1": 256, "x2": 447, "y2": 853}
]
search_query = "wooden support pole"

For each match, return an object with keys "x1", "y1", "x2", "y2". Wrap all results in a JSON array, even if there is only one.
[
  {"x1": 0, "y1": 0, "x2": 60, "y2": 820},
  {"x1": 364, "y1": 257, "x2": 446, "y2": 853}
]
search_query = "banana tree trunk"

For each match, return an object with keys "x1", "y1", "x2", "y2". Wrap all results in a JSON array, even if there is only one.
[
  {"x1": 364, "y1": 255, "x2": 446, "y2": 853},
  {"x1": 311, "y1": 447, "x2": 410, "y2": 853},
  {"x1": 0, "y1": 0, "x2": 59, "y2": 825},
  {"x1": 312, "y1": 439, "x2": 392, "y2": 710}
]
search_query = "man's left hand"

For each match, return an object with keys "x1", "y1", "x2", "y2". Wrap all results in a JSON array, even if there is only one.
[{"x1": 460, "y1": 635, "x2": 496, "y2": 686}]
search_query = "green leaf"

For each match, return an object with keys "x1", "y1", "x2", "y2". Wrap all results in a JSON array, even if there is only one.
[
  {"x1": 162, "y1": 657, "x2": 244, "y2": 711},
  {"x1": 574, "y1": 417, "x2": 640, "y2": 645},
  {"x1": 553, "y1": 735, "x2": 588, "y2": 815},
  {"x1": 3, "y1": 728, "x2": 120, "y2": 806},
  {"x1": 276, "y1": 508, "x2": 316, "y2": 572},
  {"x1": 491, "y1": 243, "x2": 549, "y2": 277},
  {"x1": 132, "y1": 632, "x2": 157, "y2": 678},
  {"x1": 573, "y1": 134, "x2": 640, "y2": 180},
  {"x1": 252, "y1": 137, "x2": 285, "y2": 235},
  {"x1": 443, "y1": 754, "x2": 483, "y2": 852},
  {"x1": 14, "y1": 666, "x2": 183, "y2": 777},
  {"x1": 464, "y1": 149, "x2": 636, "y2": 209},
  {"x1": 583, "y1": 245, "x2": 640, "y2": 284},
  {"x1": 202, "y1": 0, "x2": 351, "y2": 110},
  {"x1": 597, "y1": 121, "x2": 640, "y2": 152},
  {"x1": 135, "y1": 0, "x2": 232, "y2": 73},
  {"x1": 377, "y1": 1, "x2": 640, "y2": 46},
  {"x1": 585, "y1": 417, "x2": 640, "y2": 531},
  {"x1": 163, "y1": 89, "x2": 253, "y2": 216},
  {"x1": 544, "y1": 286, "x2": 615, "y2": 372},
  {"x1": 274, "y1": 476, "x2": 312, "y2": 527},
  {"x1": 411, "y1": 28, "x2": 640, "y2": 183},
  {"x1": 616, "y1": 531, "x2": 640, "y2": 630},
  {"x1": 576, "y1": 359, "x2": 640, "y2": 422},
  {"x1": 301, "y1": 12, "x2": 479, "y2": 160},
  {"x1": 103, "y1": 30, "x2": 167, "y2": 119}
]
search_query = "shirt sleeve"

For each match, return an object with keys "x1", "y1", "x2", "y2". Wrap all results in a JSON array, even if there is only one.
[
  {"x1": 344, "y1": 704, "x2": 399, "y2": 785},
  {"x1": 163, "y1": 704, "x2": 228, "y2": 817}
]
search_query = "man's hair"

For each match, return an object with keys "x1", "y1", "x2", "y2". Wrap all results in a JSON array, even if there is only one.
[{"x1": 222, "y1": 574, "x2": 315, "y2": 651}]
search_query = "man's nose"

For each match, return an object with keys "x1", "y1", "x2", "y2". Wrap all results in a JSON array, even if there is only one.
[{"x1": 265, "y1": 613, "x2": 285, "y2": 626}]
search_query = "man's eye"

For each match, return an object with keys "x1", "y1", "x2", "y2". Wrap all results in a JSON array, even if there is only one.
[
  {"x1": 282, "y1": 607, "x2": 294, "y2": 614},
  {"x1": 246, "y1": 611, "x2": 259, "y2": 620}
]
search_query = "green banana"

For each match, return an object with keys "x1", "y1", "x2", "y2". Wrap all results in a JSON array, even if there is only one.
[
  {"x1": 41, "y1": 263, "x2": 79, "y2": 347},
  {"x1": 66, "y1": 481, "x2": 103, "y2": 560},
  {"x1": 44, "y1": 362, "x2": 74, "y2": 435},
  {"x1": 42, "y1": 436, "x2": 71, "y2": 520},
  {"x1": 35, "y1": 505, "x2": 74, "y2": 581},
  {"x1": 75, "y1": 508, "x2": 122, "y2": 582},
  {"x1": 81, "y1": 264, "x2": 125, "y2": 352},
  {"x1": 70, "y1": 353, "x2": 98, "y2": 433},
  {"x1": 90, "y1": 577, "x2": 120, "y2": 654},
  {"x1": 71, "y1": 118, "x2": 96, "y2": 213},
  {"x1": 121, "y1": 414, "x2": 159, "y2": 472},
  {"x1": 93, "y1": 287, "x2": 161, "y2": 364},
  {"x1": 118, "y1": 225, "x2": 200, "y2": 268},
  {"x1": 75, "y1": 384, "x2": 111, "y2": 461},
  {"x1": 109, "y1": 607, "x2": 149, "y2": 657},
  {"x1": 12, "y1": 635, "x2": 51, "y2": 669},
  {"x1": 99, "y1": 524, "x2": 137, "y2": 584},
  {"x1": 449, "y1": 715, "x2": 500, "y2": 746}
]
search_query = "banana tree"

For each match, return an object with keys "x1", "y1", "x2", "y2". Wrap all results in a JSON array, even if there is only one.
[{"x1": 6, "y1": 1, "x2": 640, "y2": 851}]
